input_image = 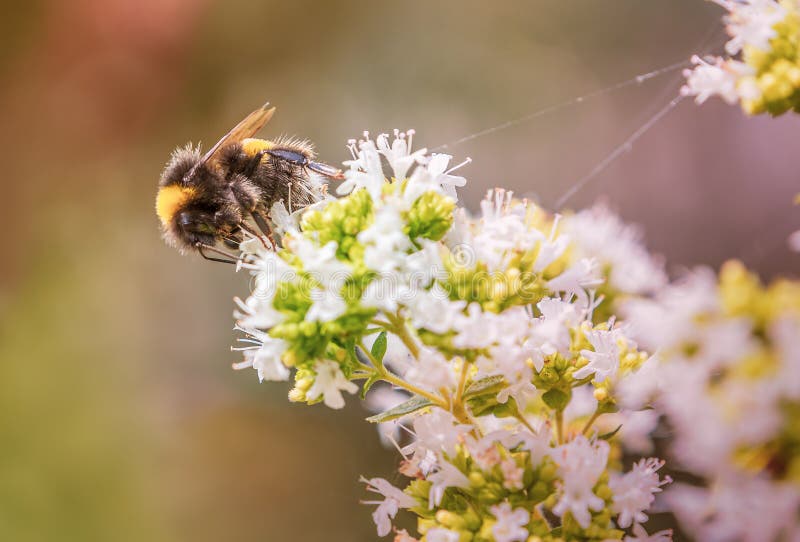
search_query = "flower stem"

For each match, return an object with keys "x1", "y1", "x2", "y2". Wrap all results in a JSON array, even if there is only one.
[
  {"x1": 356, "y1": 342, "x2": 445, "y2": 408},
  {"x1": 358, "y1": 341, "x2": 384, "y2": 372},
  {"x1": 581, "y1": 410, "x2": 601, "y2": 436},
  {"x1": 555, "y1": 409, "x2": 564, "y2": 444},
  {"x1": 386, "y1": 312, "x2": 420, "y2": 358},
  {"x1": 370, "y1": 319, "x2": 392, "y2": 328},
  {"x1": 456, "y1": 359, "x2": 469, "y2": 400},
  {"x1": 381, "y1": 371, "x2": 447, "y2": 408},
  {"x1": 514, "y1": 411, "x2": 538, "y2": 435}
]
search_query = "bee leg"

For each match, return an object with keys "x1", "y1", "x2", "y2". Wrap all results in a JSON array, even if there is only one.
[
  {"x1": 222, "y1": 226, "x2": 243, "y2": 249},
  {"x1": 238, "y1": 221, "x2": 271, "y2": 250},
  {"x1": 251, "y1": 212, "x2": 277, "y2": 249},
  {"x1": 196, "y1": 243, "x2": 237, "y2": 265},
  {"x1": 243, "y1": 150, "x2": 267, "y2": 177}
]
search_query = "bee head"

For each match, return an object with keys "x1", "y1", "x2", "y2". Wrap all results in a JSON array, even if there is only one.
[{"x1": 156, "y1": 144, "x2": 236, "y2": 253}]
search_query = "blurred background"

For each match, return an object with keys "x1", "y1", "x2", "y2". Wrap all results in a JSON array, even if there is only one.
[{"x1": 0, "y1": 0, "x2": 797, "y2": 540}]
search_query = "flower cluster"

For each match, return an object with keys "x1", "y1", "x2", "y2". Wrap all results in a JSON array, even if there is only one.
[
  {"x1": 621, "y1": 261, "x2": 800, "y2": 541},
  {"x1": 682, "y1": 0, "x2": 800, "y2": 115},
  {"x1": 231, "y1": 131, "x2": 674, "y2": 541}
]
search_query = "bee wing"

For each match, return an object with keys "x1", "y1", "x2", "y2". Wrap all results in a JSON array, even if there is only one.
[{"x1": 199, "y1": 102, "x2": 276, "y2": 166}]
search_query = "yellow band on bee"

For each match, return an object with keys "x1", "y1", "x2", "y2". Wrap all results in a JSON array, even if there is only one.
[
  {"x1": 242, "y1": 138, "x2": 274, "y2": 157},
  {"x1": 156, "y1": 185, "x2": 196, "y2": 225}
]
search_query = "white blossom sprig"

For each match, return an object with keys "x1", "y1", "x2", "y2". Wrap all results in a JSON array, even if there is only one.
[
  {"x1": 682, "y1": 0, "x2": 800, "y2": 115},
  {"x1": 230, "y1": 130, "x2": 674, "y2": 541}
]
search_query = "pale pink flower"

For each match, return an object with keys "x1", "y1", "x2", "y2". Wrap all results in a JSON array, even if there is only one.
[
  {"x1": 490, "y1": 502, "x2": 530, "y2": 542},
  {"x1": 609, "y1": 458, "x2": 671, "y2": 528},
  {"x1": 361, "y1": 476, "x2": 417, "y2": 537},
  {"x1": 552, "y1": 436, "x2": 610, "y2": 528}
]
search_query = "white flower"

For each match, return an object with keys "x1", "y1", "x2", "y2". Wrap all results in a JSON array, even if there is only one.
[
  {"x1": 472, "y1": 189, "x2": 541, "y2": 271},
  {"x1": 425, "y1": 528, "x2": 460, "y2": 542},
  {"x1": 306, "y1": 288, "x2": 347, "y2": 322},
  {"x1": 452, "y1": 303, "x2": 500, "y2": 349},
  {"x1": 405, "y1": 286, "x2": 466, "y2": 335},
  {"x1": 289, "y1": 238, "x2": 350, "y2": 289},
  {"x1": 720, "y1": 379, "x2": 783, "y2": 446},
  {"x1": 428, "y1": 460, "x2": 470, "y2": 507},
  {"x1": 533, "y1": 219, "x2": 569, "y2": 273},
  {"x1": 489, "y1": 502, "x2": 530, "y2": 542},
  {"x1": 517, "y1": 426, "x2": 552, "y2": 466},
  {"x1": 666, "y1": 478, "x2": 800, "y2": 542},
  {"x1": 562, "y1": 203, "x2": 666, "y2": 295},
  {"x1": 410, "y1": 409, "x2": 471, "y2": 458},
  {"x1": 404, "y1": 348, "x2": 457, "y2": 393},
  {"x1": 361, "y1": 476, "x2": 417, "y2": 537},
  {"x1": 714, "y1": 0, "x2": 787, "y2": 54},
  {"x1": 697, "y1": 318, "x2": 757, "y2": 370},
  {"x1": 232, "y1": 329, "x2": 289, "y2": 382},
  {"x1": 615, "y1": 355, "x2": 661, "y2": 411},
  {"x1": 609, "y1": 458, "x2": 671, "y2": 528},
  {"x1": 617, "y1": 409, "x2": 660, "y2": 454},
  {"x1": 339, "y1": 136, "x2": 386, "y2": 199},
  {"x1": 359, "y1": 204, "x2": 412, "y2": 273},
  {"x1": 234, "y1": 293, "x2": 285, "y2": 330},
  {"x1": 658, "y1": 363, "x2": 734, "y2": 476},
  {"x1": 464, "y1": 431, "x2": 505, "y2": 470},
  {"x1": 403, "y1": 168, "x2": 446, "y2": 212},
  {"x1": 306, "y1": 359, "x2": 358, "y2": 409},
  {"x1": 563, "y1": 384, "x2": 598, "y2": 426},
  {"x1": 361, "y1": 278, "x2": 404, "y2": 313},
  {"x1": 376, "y1": 130, "x2": 427, "y2": 181},
  {"x1": 500, "y1": 458, "x2": 524, "y2": 490},
  {"x1": 238, "y1": 249, "x2": 295, "y2": 308},
  {"x1": 529, "y1": 297, "x2": 582, "y2": 367},
  {"x1": 546, "y1": 258, "x2": 603, "y2": 308},
  {"x1": 623, "y1": 268, "x2": 719, "y2": 351},
  {"x1": 426, "y1": 153, "x2": 468, "y2": 200},
  {"x1": 481, "y1": 335, "x2": 537, "y2": 409},
  {"x1": 552, "y1": 436, "x2": 610, "y2": 529},
  {"x1": 401, "y1": 240, "x2": 445, "y2": 288},
  {"x1": 269, "y1": 199, "x2": 306, "y2": 236},
  {"x1": 496, "y1": 377, "x2": 538, "y2": 411},
  {"x1": 574, "y1": 328, "x2": 620, "y2": 381},
  {"x1": 624, "y1": 523, "x2": 673, "y2": 542},
  {"x1": 680, "y1": 55, "x2": 741, "y2": 105}
]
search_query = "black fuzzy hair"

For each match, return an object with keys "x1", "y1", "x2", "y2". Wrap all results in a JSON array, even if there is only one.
[{"x1": 159, "y1": 143, "x2": 201, "y2": 187}]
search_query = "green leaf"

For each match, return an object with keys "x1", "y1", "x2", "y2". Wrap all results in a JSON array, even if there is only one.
[
  {"x1": 366, "y1": 395, "x2": 432, "y2": 423},
  {"x1": 572, "y1": 375, "x2": 595, "y2": 387},
  {"x1": 542, "y1": 388, "x2": 571, "y2": 411},
  {"x1": 463, "y1": 375, "x2": 506, "y2": 399},
  {"x1": 371, "y1": 332, "x2": 387, "y2": 363},
  {"x1": 598, "y1": 424, "x2": 623, "y2": 441},
  {"x1": 359, "y1": 373, "x2": 381, "y2": 399},
  {"x1": 467, "y1": 395, "x2": 501, "y2": 417},
  {"x1": 597, "y1": 401, "x2": 620, "y2": 415}
]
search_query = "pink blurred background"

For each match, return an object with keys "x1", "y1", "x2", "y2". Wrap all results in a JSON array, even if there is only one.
[{"x1": 0, "y1": 1, "x2": 797, "y2": 540}]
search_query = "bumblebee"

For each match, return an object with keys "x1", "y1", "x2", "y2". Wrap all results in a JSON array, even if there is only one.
[{"x1": 156, "y1": 102, "x2": 343, "y2": 263}]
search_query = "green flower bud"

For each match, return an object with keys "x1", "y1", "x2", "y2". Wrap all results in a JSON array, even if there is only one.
[{"x1": 404, "y1": 191, "x2": 455, "y2": 242}]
